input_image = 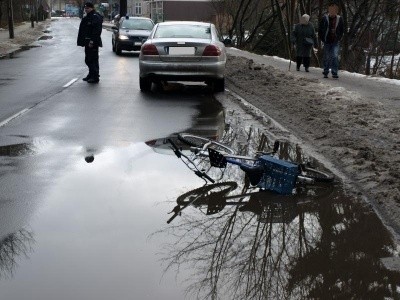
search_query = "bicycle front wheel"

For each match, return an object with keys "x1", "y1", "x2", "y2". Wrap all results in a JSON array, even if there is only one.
[
  {"x1": 177, "y1": 182, "x2": 238, "y2": 206},
  {"x1": 178, "y1": 133, "x2": 235, "y2": 155},
  {"x1": 300, "y1": 166, "x2": 334, "y2": 183}
]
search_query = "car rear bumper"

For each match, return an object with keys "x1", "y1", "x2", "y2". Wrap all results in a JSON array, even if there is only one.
[{"x1": 139, "y1": 60, "x2": 226, "y2": 81}]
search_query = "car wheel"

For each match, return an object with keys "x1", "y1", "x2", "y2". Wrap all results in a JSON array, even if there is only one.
[
  {"x1": 139, "y1": 77, "x2": 152, "y2": 92},
  {"x1": 213, "y1": 78, "x2": 225, "y2": 93},
  {"x1": 112, "y1": 40, "x2": 116, "y2": 52},
  {"x1": 116, "y1": 43, "x2": 122, "y2": 55}
]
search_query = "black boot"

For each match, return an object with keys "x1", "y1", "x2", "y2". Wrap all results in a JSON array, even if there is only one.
[
  {"x1": 87, "y1": 76, "x2": 99, "y2": 83},
  {"x1": 296, "y1": 56, "x2": 302, "y2": 71}
]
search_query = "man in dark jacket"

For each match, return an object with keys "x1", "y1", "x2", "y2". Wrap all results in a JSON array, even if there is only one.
[
  {"x1": 77, "y1": 2, "x2": 103, "y2": 83},
  {"x1": 318, "y1": 1, "x2": 344, "y2": 79}
]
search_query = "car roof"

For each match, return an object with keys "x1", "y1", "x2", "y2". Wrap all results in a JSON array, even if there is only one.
[
  {"x1": 157, "y1": 21, "x2": 212, "y2": 26},
  {"x1": 122, "y1": 16, "x2": 152, "y2": 20}
]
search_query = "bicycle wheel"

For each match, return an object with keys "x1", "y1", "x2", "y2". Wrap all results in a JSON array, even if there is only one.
[
  {"x1": 300, "y1": 166, "x2": 334, "y2": 183},
  {"x1": 178, "y1": 133, "x2": 235, "y2": 155},
  {"x1": 177, "y1": 182, "x2": 238, "y2": 206}
]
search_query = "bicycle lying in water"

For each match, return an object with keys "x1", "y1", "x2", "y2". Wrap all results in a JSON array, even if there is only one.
[{"x1": 168, "y1": 133, "x2": 334, "y2": 194}]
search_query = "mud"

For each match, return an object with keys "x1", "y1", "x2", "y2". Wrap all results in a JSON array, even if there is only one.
[{"x1": 217, "y1": 54, "x2": 400, "y2": 241}]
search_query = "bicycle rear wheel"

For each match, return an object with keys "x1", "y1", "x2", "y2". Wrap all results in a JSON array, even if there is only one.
[
  {"x1": 178, "y1": 133, "x2": 235, "y2": 155},
  {"x1": 300, "y1": 166, "x2": 334, "y2": 183}
]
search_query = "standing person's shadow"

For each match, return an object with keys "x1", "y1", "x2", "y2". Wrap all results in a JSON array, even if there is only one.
[
  {"x1": 84, "y1": 147, "x2": 98, "y2": 163},
  {"x1": 85, "y1": 155, "x2": 95, "y2": 163}
]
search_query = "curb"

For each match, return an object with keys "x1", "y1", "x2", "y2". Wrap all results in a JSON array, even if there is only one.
[{"x1": 0, "y1": 20, "x2": 51, "y2": 59}]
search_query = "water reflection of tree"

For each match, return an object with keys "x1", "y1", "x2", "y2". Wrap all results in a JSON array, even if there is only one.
[
  {"x1": 287, "y1": 197, "x2": 400, "y2": 299},
  {"x1": 157, "y1": 187, "x2": 400, "y2": 299},
  {"x1": 0, "y1": 229, "x2": 34, "y2": 279}
]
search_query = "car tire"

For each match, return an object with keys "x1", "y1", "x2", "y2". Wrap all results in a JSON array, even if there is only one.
[
  {"x1": 139, "y1": 77, "x2": 152, "y2": 92},
  {"x1": 213, "y1": 78, "x2": 225, "y2": 93},
  {"x1": 112, "y1": 40, "x2": 116, "y2": 52},
  {"x1": 116, "y1": 43, "x2": 122, "y2": 55}
]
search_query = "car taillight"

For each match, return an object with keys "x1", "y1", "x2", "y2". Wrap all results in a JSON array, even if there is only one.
[
  {"x1": 141, "y1": 44, "x2": 159, "y2": 55},
  {"x1": 202, "y1": 45, "x2": 221, "y2": 56}
]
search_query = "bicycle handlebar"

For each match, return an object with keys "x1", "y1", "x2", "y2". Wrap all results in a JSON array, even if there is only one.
[
  {"x1": 168, "y1": 138, "x2": 215, "y2": 183},
  {"x1": 167, "y1": 138, "x2": 181, "y2": 158},
  {"x1": 167, "y1": 213, "x2": 179, "y2": 224},
  {"x1": 167, "y1": 204, "x2": 181, "y2": 224},
  {"x1": 195, "y1": 170, "x2": 215, "y2": 183}
]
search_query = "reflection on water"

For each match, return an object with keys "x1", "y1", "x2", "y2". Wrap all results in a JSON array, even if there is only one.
[
  {"x1": 0, "y1": 228, "x2": 34, "y2": 279},
  {"x1": 157, "y1": 181, "x2": 400, "y2": 299},
  {"x1": 0, "y1": 143, "x2": 34, "y2": 157},
  {"x1": 151, "y1": 128, "x2": 400, "y2": 299}
]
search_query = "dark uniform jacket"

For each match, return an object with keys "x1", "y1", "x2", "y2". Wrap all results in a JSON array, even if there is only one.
[
  {"x1": 318, "y1": 14, "x2": 344, "y2": 44},
  {"x1": 77, "y1": 10, "x2": 103, "y2": 47}
]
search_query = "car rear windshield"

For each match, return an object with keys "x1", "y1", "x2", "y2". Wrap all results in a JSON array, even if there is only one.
[
  {"x1": 154, "y1": 24, "x2": 211, "y2": 39},
  {"x1": 121, "y1": 19, "x2": 154, "y2": 30}
]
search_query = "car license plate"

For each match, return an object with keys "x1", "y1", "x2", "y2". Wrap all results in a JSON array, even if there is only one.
[
  {"x1": 169, "y1": 47, "x2": 195, "y2": 55},
  {"x1": 134, "y1": 42, "x2": 142, "y2": 46}
]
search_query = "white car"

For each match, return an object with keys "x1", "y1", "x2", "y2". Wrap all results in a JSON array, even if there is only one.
[{"x1": 139, "y1": 21, "x2": 230, "y2": 92}]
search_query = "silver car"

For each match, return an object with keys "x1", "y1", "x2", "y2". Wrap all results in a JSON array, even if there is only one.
[{"x1": 139, "y1": 21, "x2": 230, "y2": 92}]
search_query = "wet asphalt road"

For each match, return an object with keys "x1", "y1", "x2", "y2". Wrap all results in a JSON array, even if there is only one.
[
  {"x1": 1, "y1": 18, "x2": 400, "y2": 300},
  {"x1": 0, "y1": 18, "x2": 222, "y2": 299}
]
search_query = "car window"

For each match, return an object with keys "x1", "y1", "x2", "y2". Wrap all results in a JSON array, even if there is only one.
[
  {"x1": 154, "y1": 24, "x2": 211, "y2": 39},
  {"x1": 121, "y1": 19, "x2": 154, "y2": 30}
]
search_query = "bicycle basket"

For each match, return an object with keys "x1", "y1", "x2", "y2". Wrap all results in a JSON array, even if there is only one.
[{"x1": 257, "y1": 155, "x2": 299, "y2": 195}]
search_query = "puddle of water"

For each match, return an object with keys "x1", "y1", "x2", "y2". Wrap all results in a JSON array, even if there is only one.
[
  {"x1": 149, "y1": 114, "x2": 400, "y2": 299},
  {"x1": 38, "y1": 36, "x2": 53, "y2": 40},
  {"x1": 0, "y1": 143, "x2": 34, "y2": 156},
  {"x1": 0, "y1": 98, "x2": 227, "y2": 299},
  {"x1": 0, "y1": 141, "x2": 194, "y2": 299},
  {"x1": 155, "y1": 177, "x2": 400, "y2": 299}
]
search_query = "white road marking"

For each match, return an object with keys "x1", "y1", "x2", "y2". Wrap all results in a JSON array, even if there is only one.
[
  {"x1": 0, "y1": 78, "x2": 79, "y2": 127},
  {"x1": 0, "y1": 108, "x2": 30, "y2": 128},
  {"x1": 63, "y1": 78, "x2": 78, "y2": 88}
]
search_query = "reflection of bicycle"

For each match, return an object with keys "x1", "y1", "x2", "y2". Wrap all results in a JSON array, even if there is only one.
[
  {"x1": 167, "y1": 181, "x2": 330, "y2": 224},
  {"x1": 172, "y1": 133, "x2": 334, "y2": 194}
]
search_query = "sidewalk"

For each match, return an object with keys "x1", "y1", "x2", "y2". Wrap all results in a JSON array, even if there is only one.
[
  {"x1": 0, "y1": 19, "x2": 114, "y2": 59},
  {"x1": 0, "y1": 20, "x2": 50, "y2": 58}
]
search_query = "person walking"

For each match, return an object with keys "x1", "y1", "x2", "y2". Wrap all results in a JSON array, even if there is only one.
[
  {"x1": 318, "y1": 1, "x2": 344, "y2": 79},
  {"x1": 77, "y1": 2, "x2": 103, "y2": 83},
  {"x1": 291, "y1": 14, "x2": 318, "y2": 72}
]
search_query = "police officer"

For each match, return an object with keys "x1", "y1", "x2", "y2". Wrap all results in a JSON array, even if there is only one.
[{"x1": 77, "y1": 2, "x2": 103, "y2": 83}]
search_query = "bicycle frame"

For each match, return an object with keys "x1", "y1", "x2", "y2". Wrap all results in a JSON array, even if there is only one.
[{"x1": 174, "y1": 133, "x2": 334, "y2": 195}]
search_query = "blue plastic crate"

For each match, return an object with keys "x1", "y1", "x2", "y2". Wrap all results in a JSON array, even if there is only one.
[{"x1": 257, "y1": 155, "x2": 299, "y2": 195}]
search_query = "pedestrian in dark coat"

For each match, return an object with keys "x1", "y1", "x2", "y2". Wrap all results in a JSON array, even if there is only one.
[
  {"x1": 318, "y1": 1, "x2": 344, "y2": 79},
  {"x1": 291, "y1": 14, "x2": 318, "y2": 72},
  {"x1": 77, "y1": 2, "x2": 103, "y2": 83}
]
